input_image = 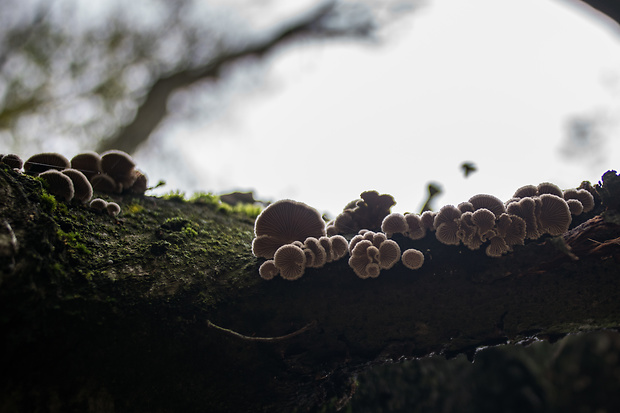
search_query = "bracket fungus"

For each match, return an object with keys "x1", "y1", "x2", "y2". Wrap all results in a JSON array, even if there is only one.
[
  {"x1": 1, "y1": 154, "x2": 23, "y2": 170},
  {"x1": 252, "y1": 199, "x2": 326, "y2": 259},
  {"x1": 89, "y1": 198, "x2": 108, "y2": 212},
  {"x1": 348, "y1": 231, "x2": 401, "y2": 278},
  {"x1": 331, "y1": 190, "x2": 395, "y2": 234},
  {"x1": 39, "y1": 170, "x2": 74, "y2": 202},
  {"x1": 381, "y1": 212, "x2": 408, "y2": 237},
  {"x1": 61, "y1": 169, "x2": 93, "y2": 203},
  {"x1": 106, "y1": 202, "x2": 122, "y2": 217},
  {"x1": 70, "y1": 151, "x2": 102, "y2": 179},
  {"x1": 468, "y1": 193, "x2": 506, "y2": 217},
  {"x1": 24, "y1": 152, "x2": 70, "y2": 175},
  {"x1": 90, "y1": 174, "x2": 120, "y2": 194},
  {"x1": 259, "y1": 260, "x2": 279, "y2": 280},
  {"x1": 401, "y1": 248, "x2": 424, "y2": 270},
  {"x1": 101, "y1": 150, "x2": 137, "y2": 189},
  {"x1": 273, "y1": 243, "x2": 306, "y2": 280}
]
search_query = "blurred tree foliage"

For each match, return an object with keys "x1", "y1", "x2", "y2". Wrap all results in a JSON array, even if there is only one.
[{"x1": 0, "y1": 0, "x2": 417, "y2": 155}]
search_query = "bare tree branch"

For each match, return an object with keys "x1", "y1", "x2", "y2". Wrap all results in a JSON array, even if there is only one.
[{"x1": 96, "y1": 1, "x2": 360, "y2": 154}]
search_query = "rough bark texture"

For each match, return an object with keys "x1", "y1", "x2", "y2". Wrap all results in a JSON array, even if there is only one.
[{"x1": 1, "y1": 165, "x2": 620, "y2": 412}]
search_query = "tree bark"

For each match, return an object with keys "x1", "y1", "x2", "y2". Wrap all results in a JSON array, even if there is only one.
[{"x1": 1, "y1": 165, "x2": 620, "y2": 412}]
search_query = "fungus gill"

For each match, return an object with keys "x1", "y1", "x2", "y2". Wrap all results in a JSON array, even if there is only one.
[
  {"x1": 39, "y1": 170, "x2": 74, "y2": 202},
  {"x1": 24, "y1": 152, "x2": 70, "y2": 175},
  {"x1": 401, "y1": 248, "x2": 424, "y2": 270}
]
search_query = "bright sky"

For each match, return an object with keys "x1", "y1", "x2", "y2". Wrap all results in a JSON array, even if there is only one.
[{"x1": 137, "y1": 0, "x2": 620, "y2": 217}]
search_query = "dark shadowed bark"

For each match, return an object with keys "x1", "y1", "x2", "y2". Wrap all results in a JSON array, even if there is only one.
[{"x1": 1, "y1": 165, "x2": 620, "y2": 412}]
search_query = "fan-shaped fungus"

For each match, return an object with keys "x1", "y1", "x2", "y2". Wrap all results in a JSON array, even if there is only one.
[
  {"x1": 468, "y1": 194, "x2": 505, "y2": 216},
  {"x1": 563, "y1": 188, "x2": 595, "y2": 213},
  {"x1": 512, "y1": 185, "x2": 537, "y2": 199},
  {"x1": 252, "y1": 199, "x2": 326, "y2": 259},
  {"x1": 89, "y1": 198, "x2": 108, "y2": 212},
  {"x1": 24, "y1": 153, "x2": 70, "y2": 175},
  {"x1": 259, "y1": 260, "x2": 279, "y2": 280},
  {"x1": 537, "y1": 194, "x2": 571, "y2": 236},
  {"x1": 303, "y1": 237, "x2": 327, "y2": 268},
  {"x1": 274, "y1": 243, "x2": 306, "y2": 280},
  {"x1": 1, "y1": 154, "x2": 23, "y2": 170},
  {"x1": 70, "y1": 151, "x2": 102, "y2": 179},
  {"x1": 39, "y1": 170, "x2": 74, "y2": 202},
  {"x1": 486, "y1": 236, "x2": 509, "y2": 257},
  {"x1": 435, "y1": 220, "x2": 460, "y2": 245},
  {"x1": 62, "y1": 168, "x2": 93, "y2": 203},
  {"x1": 106, "y1": 202, "x2": 121, "y2": 217},
  {"x1": 471, "y1": 208, "x2": 496, "y2": 236},
  {"x1": 329, "y1": 235, "x2": 349, "y2": 261},
  {"x1": 433, "y1": 205, "x2": 461, "y2": 229},
  {"x1": 101, "y1": 150, "x2": 137, "y2": 188},
  {"x1": 90, "y1": 174, "x2": 119, "y2": 193},
  {"x1": 378, "y1": 239, "x2": 400, "y2": 269},
  {"x1": 404, "y1": 213, "x2": 426, "y2": 240},
  {"x1": 401, "y1": 248, "x2": 424, "y2": 270},
  {"x1": 381, "y1": 213, "x2": 408, "y2": 237},
  {"x1": 536, "y1": 182, "x2": 563, "y2": 197},
  {"x1": 566, "y1": 199, "x2": 584, "y2": 215}
]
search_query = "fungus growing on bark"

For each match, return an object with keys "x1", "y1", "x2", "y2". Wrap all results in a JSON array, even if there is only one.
[
  {"x1": 457, "y1": 201, "x2": 475, "y2": 213},
  {"x1": 457, "y1": 212, "x2": 484, "y2": 250},
  {"x1": 61, "y1": 169, "x2": 93, "y2": 203},
  {"x1": 513, "y1": 185, "x2": 537, "y2": 198},
  {"x1": 537, "y1": 194, "x2": 571, "y2": 236},
  {"x1": 506, "y1": 197, "x2": 540, "y2": 239},
  {"x1": 404, "y1": 213, "x2": 426, "y2": 240},
  {"x1": 70, "y1": 151, "x2": 102, "y2": 179},
  {"x1": 420, "y1": 211, "x2": 436, "y2": 231},
  {"x1": 486, "y1": 236, "x2": 509, "y2": 257},
  {"x1": 347, "y1": 232, "x2": 399, "y2": 278},
  {"x1": 468, "y1": 194, "x2": 505, "y2": 216},
  {"x1": 128, "y1": 169, "x2": 148, "y2": 194},
  {"x1": 566, "y1": 199, "x2": 584, "y2": 215},
  {"x1": 39, "y1": 170, "x2": 74, "y2": 202},
  {"x1": 563, "y1": 188, "x2": 595, "y2": 213},
  {"x1": 90, "y1": 173, "x2": 119, "y2": 193},
  {"x1": 471, "y1": 208, "x2": 496, "y2": 236},
  {"x1": 435, "y1": 220, "x2": 460, "y2": 245},
  {"x1": 303, "y1": 237, "x2": 327, "y2": 268},
  {"x1": 101, "y1": 150, "x2": 137, "y2": 188},
  {"x1": 24, "y1": 152, "x2": 70, "y2": 175},
  {"x1": 381, "y1": 213, "x2": 408, "y2": 237},
  {"x1": 433, "y1": 205, "x2": 461, "y2": 229},
  {"x1": 537, "y1": 182, "x2": 563, "y2": 197},
  {"x1": 252, "y1": 199, "x2": 325, "y2": 259},
  {"x1": 348, "y1": 240, "x2": 378, "y2": 279},
  {"x1": 331, "y1": 190, "x2": 395, "y2": 234},
  {"x1": 328, "y1": 235, "x2": 349, "y2": 261},
  {"x1": 89, "y1": 198, "x2": 108, "y2": 212},
  {"x1": 259, "y1": 260, "x2": 279, "y2": 280},
  {"x1": 401, "y1": 248, "x2": 424, "y2": 270},
  {"x1": 378, "y1": 239, "x2": 401, "y2": 269},
  {"x1": 274, "y1": 243, "x2": 306, "y2": 280},
  {"x1": 1, "y1": 154, "x2": 23, "y2": 170},
  {"x1": 106, "y1": 202, "x2": 121, "y2": 217}
]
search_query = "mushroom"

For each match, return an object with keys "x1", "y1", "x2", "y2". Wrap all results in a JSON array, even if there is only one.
[
  {"x1": 61, "y1": 168, "x2": 93, "y2": 203},
  {"x1": 252, "y1": 199, "x2": 326, "y2": 259},
  {"x1": 457, "y1": 212, "x2": 483, "y2": 250},
  {"x1": 404, "y1": 213, "x2": 426, "y2": 240},
  {"x1": 39, "y1": 170, "x2": 74, "y2": 202},
  {"x1": 512, "y1": 185, "x2": 537, "y2": 199},
  {"x1": 433, "y1": 205, "x2": 461, "y2": 230},
  {"x1": 106, "y1": 202, "x2": 121, "y2": 217},
  {"x1": 303, "y1": 237, "x2": 327, "y2": 268},
  {"x1": 536, "y1": 182, "x2": 563, "y2": 197},
  {"x1": 89, "y1": 198, "x2": 108, "y2": 212},
  {"x1": 401, "y1": 248, "x2": 424, "y2": 270},
  {"x1": 420, "y1": 211, "x2": 436, "y2": 231},
  {"x1": 1, "y1": 154, "x2": 23, "y2": 170},
  {"x1": 259, "y1": 260, "x2": 279, "y2": 280},
  {"x1": 502, "y1": 215, "x2": 526, "y2": 247},
  {"x1": 435, "y1": 220, "x2": 460, "y2": 245},
  {"x1": 128, "y1": 169, "x2": 148, "y2": 194},
  {"x1": 348, "y1": 240, "x2": 376, "y2": 278},
  {"x1": 101, "y1": 149, "x2": 137, "y2": 188},
  {"x1": 332, "y1": 190, "x2": 396, "y2": 234},
  {"x1": 457, "y1": 201, "x2": 475, "y2": 213},
  {"x1": 486, "y1": 236, "x2": 509, "y2": 257},
  {"x1": 90, "y1": 173, "x2": 119, "y2": 193},
  {"x1": 274, "y1": 243, "x2": 306, "y2": 280},
  {"x1": 566, "y1": 199, "x2": 584, "y2": 216},
  {"x1": 24, "y1": 152, "x2": 70, "y2": 175},
  {"x1": 381, "y1": 212, "x2": 408, "y2": 237},
  {"x1": 378, "y1": 239, "x2": 401, "y2": 269},
  {"x1": 506, "y1": 197, "x2": 540, "y2": 239},
  {"x1": 563, "y1": 188, "x2": 595, "y2": 213},
  {"x1": 537, "y1": 194, "x2": 571, "y2": 236},
  {"x1": 471, "y1": 208, "x2": 496, "y2": 236},
  {"x1": 328, "y1": 235, "x2": 349, "y2": 261},
  {"x1": 468, "y1": 194, "x2": 506, "y2": 216},
  {"x1": 70, "y1": 151, "x2": 102, "y2": 179}
]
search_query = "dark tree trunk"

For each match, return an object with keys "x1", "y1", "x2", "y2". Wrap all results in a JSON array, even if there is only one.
[{"x1": 1, "y1": 165, "x2": 620, "y2": 412}]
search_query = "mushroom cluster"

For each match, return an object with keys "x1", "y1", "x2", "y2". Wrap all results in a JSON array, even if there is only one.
[
  {"x1": 326, "y1": 190, "x2": 395, "y2": 235},
  {"x1": 347, "y1": 230, "x2": 400, "y2": 278}
]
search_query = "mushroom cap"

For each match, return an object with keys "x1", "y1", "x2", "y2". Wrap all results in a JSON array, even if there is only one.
[
  {"x1": 378, "y1": 239, "x2": 401, "y2": 269},
  {"x1": 90, "y1": 173, "x2": 120, "y2": 193},
  {"x1": 433, "y1": 205, "x2": 461, "y2": 229},
  {"x1": 106, "y1": 202, "x2": 121, "y2": 217},
  {"x1": 471, "y1": 208, "x2": 496, "y2": 235},
  {"x1": 128, "y1": 169, "x2": 148, "y2": 194},
  {"x1": 274, "y1": 243, "x2": 306, "y2": 280},
  {"x1": 420, "y1": 211, "x2": 436, "y2": 231},
  {"x1": 303, "y1": 237, "x2": 327, "y2": 268},
  {"x1": 1, "y1": 154, "x2": 23, "y2": 170},
  {"x1": 564, "y1": 188, "x2": 595, "y2": 213},
  {"x1": 259, "y1": 260, "x2": 279, "y2": 280},
  {"x1": 328, "y1": 235, "x2": 349, "y2": 261},
  {"x1": 318, "y1": 236, "x2": 333, "y2": 263},
  {"x1": 348, "y1": 240, "x2": 377, "y2": 278},
  {"x1": 468, "y1": 194, "x2": 506, "y2": 216},
  {"x1": 61, "y1": 168, "x2": 93, "y2": 203},
  {"x1": 89, "y1": 198, "x2": 108, "y2": 211},
  {"x1": 506, "y1": 197, "x2": 540, "y2": 239},
  {"x1": 401, "y1": 248, "x2": 424, "y2": 270},
  {"x1": 381, "y1": 213, "x2": 408, "y2": 237},
  {"x1": 435, "y1": 220, "x2": 460, "y2": 245},
  {"x1": 365, "y1": 263, "x2": 381, "y2": 278},
  {"x1": 566, "y1": 199, "x2": 584, "y2": 215},
  {"x1": 39, "y1": 170, "x2": 74, "y2": 202},
  {"x1": 503, "y1": 214, "x2": 526, "y2": 246},
  {"x1": 537, "y1": 194, "x2": 571, "y2": 236},
  {"x1": 486, "y1": 236, "x2": 509, "y2": 257},
  {"x1": 404, "y1": 213, "x2": 426, "y2": 240},
  {"x1": 536, "y1": 182, "x2": 563, "y2": 197},
  {"x1": 457, "y1": 201, "x2": 475, "y2": 213},
  {"x1": 101, "y1": 150, "x2": 136, "y2": 185},
  {"x1": 24, "y1": 152, "x2": 70, "y2": 175},
  {"x1": 70, "y1": 151, "x2": 102, "y2": 179},
  {"x1": 253, "y1": 199, "x2": 325, "y2": 258},
  {"x1": 457, "y1": 212, "x2": 483, "y2": 250},
  {"x1": 513, "y1": 185, "x2": 538, "y2": 198}
]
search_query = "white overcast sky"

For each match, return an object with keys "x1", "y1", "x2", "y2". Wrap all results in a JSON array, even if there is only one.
[{"x1": 136, "y1": 0, "x2": 620, "y2": 217}]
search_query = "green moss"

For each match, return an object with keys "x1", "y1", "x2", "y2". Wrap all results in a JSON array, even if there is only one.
[
  {"x1": 190, "y1": 192, "x2": 220, "y2": 206},
  {"x1": 57, "y1": 228, "x2": 92, "y2": 255},
  {"x1": 161, "y1": 190, "x2": 186, "y2": 202},
  {"x1": 125, "y1": 203, "x2": 145, "y2": 215},
  {"x1": 39, "y1": 190, "x2": 57, "y2": 213}
]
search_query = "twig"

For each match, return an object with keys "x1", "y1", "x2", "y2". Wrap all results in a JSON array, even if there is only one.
[{"x1": 207, "y1": 319, "x2": 317, "y2": 342}]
